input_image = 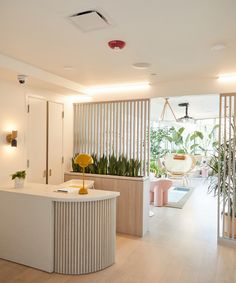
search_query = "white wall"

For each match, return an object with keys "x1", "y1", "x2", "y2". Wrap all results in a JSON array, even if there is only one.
[{"x1": 0, "y1": 78, "x2": 73, "y2": 183}]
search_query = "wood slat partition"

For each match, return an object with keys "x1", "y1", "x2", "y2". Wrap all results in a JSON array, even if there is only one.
[
  {"x1": 74, "y1": 99, "x2": 150, "y2": 176},
  {"x1": 218, "y1": 93, "x2": 236, "y2": 244}
]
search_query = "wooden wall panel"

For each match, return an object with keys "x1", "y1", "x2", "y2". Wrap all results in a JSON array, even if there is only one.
[{"x1": 74, "y1": 100, "x2": 150, "y2": 176}]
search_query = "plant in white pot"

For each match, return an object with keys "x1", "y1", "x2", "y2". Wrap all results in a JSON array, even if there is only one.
[{"x1": 11, "y1": 170, "x2": 26, "y2": 188}]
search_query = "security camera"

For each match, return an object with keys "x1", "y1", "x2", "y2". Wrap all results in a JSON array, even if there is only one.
[{"x1": 17, "y1": 74, "x2": 27, "y2": 84}]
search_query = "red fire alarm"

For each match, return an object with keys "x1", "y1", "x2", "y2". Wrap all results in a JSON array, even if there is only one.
[{"x1": 108, "y1": 40, "x2": 126, "y2": 50}]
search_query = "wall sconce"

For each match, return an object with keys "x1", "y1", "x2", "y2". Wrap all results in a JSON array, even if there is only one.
[{"x1": 6, "y1": 130, "x2": 17, "y2": 147}]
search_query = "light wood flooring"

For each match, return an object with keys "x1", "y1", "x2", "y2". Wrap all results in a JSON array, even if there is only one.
[{"x1": 1, "y1": 179, "x2": 236, "y2": 283}]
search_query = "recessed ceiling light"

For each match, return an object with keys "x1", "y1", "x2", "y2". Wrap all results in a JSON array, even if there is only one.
[
  {"x1": 132, "y1": 62, "x2": 151, "y2": 69},
  {"x1": 85, "y1": 81, "x2": 150, "y2": 95},
  {"x1": 218, "y1": 74, "x2": 236, "y2": 82},
  {"x1": 63, "y1": 66, "x2": 74, "y2": 70},
  {"x1": 211, "y1": 44, "x2": 226, "y2": 51},
  {"x1": 150, "y1": 73, "x2": 158, "y2": 76}
]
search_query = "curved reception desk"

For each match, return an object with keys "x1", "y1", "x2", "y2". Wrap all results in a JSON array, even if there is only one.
[{"x1": 0, "y1": 180, "x2": 119, "y2": 274}]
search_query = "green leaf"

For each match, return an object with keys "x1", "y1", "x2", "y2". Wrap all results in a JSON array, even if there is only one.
[{"x1": 190, "y1": 144, "x2": 199, "y2": 150}]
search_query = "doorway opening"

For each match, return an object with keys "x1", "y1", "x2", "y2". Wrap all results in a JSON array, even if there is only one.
[{"x1": 149, "y1": 94, "x2": 219, "y2": 223}]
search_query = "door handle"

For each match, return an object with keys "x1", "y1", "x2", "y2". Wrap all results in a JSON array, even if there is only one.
[
  {"x1": 43, "y1": 170, "x2": 46, "y2": 178},
  {"x1": 49, "y1": 169, "x2": 52, "y2": 176}
]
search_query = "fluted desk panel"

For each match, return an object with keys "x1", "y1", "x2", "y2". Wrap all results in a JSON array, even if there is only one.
[{"x1": 0, "y1": 181, "x2": 119, "y2": 275}]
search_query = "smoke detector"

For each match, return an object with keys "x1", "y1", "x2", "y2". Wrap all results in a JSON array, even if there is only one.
[
  {"x1": 108, "y1": 40, "x2": 126, "y2": 50},
  {"x1": 69, "y1": 10, "x2": 110, "y2": 32}
]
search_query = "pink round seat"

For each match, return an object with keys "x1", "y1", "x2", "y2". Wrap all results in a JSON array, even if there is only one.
[{"x1": 150, "y1": 178, "x2": 173, "y2": 207}]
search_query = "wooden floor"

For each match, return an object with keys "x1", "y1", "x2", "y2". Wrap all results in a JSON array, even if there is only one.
[{"x1": 1, "y1": 179, "x2": 236, "y2": 283}]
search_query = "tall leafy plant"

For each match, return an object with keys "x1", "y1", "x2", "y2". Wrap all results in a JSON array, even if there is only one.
[
  {"x1": 97, "y1": 155, "x2": 108, "y2": 174},
  {"x1": 72, "y1": 153, "x2": 142, "y2": 177},
  {"x1": 108, "y1": 154, "x2": 117, "y2": 175},
  {"x1": 150, "y1": 127, "x2": 170, "y2": 160},
  {"x1": 199, "y1": 124, "x2": 219, "y2": 156},
  {"x1": 208, "y1": 137, "x2": 236, "y2": 217}
]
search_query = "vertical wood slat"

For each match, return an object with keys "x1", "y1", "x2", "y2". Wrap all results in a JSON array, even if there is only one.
[
  {"x1": 97, "y1": 104, "x2": 99, "y2": 157},
  {"x1": 137, "y1": 101, "x2": 140, "y2": 161},
  {"x1": 228, "y1": 96, "x2": 232, "y2": 238},
  {"x1": 126, "y1": 101, "x2": 129, "y2": 159},
  {"x1": 233, "y1": 96, "x2": 236, "y2": 239},
  {"x1": 120, "y1": 102, "x2": 123, "y2": 155},
  {"x1": 100, "y1": 104, "x2": 103, "y2": 157},
  {"x1": 140, "y1": 101, "x2": 144, "y2": 173},
  {"x1": 219, "y1": 93, "x2": 236, "y2": 242},
  {"x1": 109, "y1": 103, "x2": 113, "y2": 155},
  {"x1": 218, "y1": 95, "x2": 222, "y2": 240},
  {"x1": 83, "y1": 104, "x2": 86, "y2": 153},
  {"x1": 103, "y1": 103, "x2": 106, "y2": 156},
  {"x1": 222, "y1": 96, "x2": 227, "y2": 238},
  {"x1": 113, "y1": 103, "x2": 116, "y2": 156},
  {"x1": 116, "y1": 103, "x2": 119, "y2": 157},
  {"x1": 143, "y1": 100, "x2": 147, "y2": 176},
  {"x1": 88, "y1": 104, "x2": 91, "y2": 154},
  {"x1": 123, "y1": 102, "x2": 126, "y2": 157},
  {"x1": 73, "y1": 104, "x2": 77, "y2": 155},
  {"x1": 73, "y1": 99, "x2": 150, "y2": 176},
  {"x1": 133, "y1": 101, "x2": 136, "y2": 159},
  {"x1": 106, "y1": 103, "x2": 109, "y2": 156},
  {"x1": 130, "y1": 101, "x2": 133, "y2": 160},
  {"x1": 147, "y1": 100, "x2": 151, "y2": 176}
]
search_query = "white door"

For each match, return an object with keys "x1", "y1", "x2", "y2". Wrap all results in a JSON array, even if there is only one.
[
  {"x1": 27, "y1": 97, "x2": 47, "y2": 183},
  {"x1": 48, "y1": 101, "x2": 64, "y2": 185}
]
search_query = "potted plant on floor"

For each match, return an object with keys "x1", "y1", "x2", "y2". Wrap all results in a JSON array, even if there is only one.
[
  {"x1": 208, "y1": 138, "x2": 236, "y2": 238},
  {"x1": 11, "y1": 170, "x2": 26, "y2": 188}
]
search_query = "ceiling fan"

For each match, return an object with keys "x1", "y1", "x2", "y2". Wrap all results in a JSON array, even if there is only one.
[{"x1": 177, "y1": 103, "x2": 195, "y2": 123}]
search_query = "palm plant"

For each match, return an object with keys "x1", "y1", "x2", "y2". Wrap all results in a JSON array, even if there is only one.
[
  {"x1": 199, "y1": 124, "x2": 219, "y2": 157},
  {"x1": 208, "y1": 138, "x2": 236, "y2": 217}
]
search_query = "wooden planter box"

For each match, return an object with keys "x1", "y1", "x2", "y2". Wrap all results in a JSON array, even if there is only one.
[{"x1": 64, "y1": 172, "x2": 150, "y2": 237}]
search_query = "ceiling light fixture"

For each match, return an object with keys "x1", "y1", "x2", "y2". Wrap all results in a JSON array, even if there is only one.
[
  {"x1": 132, "y1": 62, "x2": 151, "y2": 69},
  {"x1": 85, "y1": 81, "x2": 150, "y2": 95},
  {"x1": 63, "y1": 66, "x2": 74, "y2": 71},
  {"x1": 218, "y1": 74, "x2": 236, "y2": 82},
  {"x1": 108, "y1": 40, "x2": 126, "y2": 50},
  {"x1": 159, "y1": 98, "x2": 177, "y2": 122},
  {"x1": 177, "y1": 103, "x2": 195, "y2": 123},
  {"x1": 211, "y1": 44, "x2": 226, "y2": 51}
]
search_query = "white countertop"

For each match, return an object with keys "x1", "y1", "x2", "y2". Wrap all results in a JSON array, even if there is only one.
[
  {"x1": 65, "y1": 171, "x2": 149, "y2": 181},
  {"x1": 0, "y1": 179, "x2": 120, "y2": 202}
]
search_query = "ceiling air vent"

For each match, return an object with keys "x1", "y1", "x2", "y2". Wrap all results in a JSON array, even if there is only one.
[{"x1": 69, "y1": 10, "x2": 110, "y2": 32}]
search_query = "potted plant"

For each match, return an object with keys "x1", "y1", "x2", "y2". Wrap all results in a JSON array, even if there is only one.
[
  {"x1": 208, "y1": 138, "x2": 236, "y2": 238},
  {"x1": 11, "y1": 170, "x2": 26, "y2": 188}
]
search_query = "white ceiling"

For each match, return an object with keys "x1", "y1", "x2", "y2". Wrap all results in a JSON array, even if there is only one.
[
  {"x1": 0, "y1": 0, "x2": 236, "y2": 89},
  {"x1": 151, "y1": 94, "x2": 219, "y2": 121}
]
